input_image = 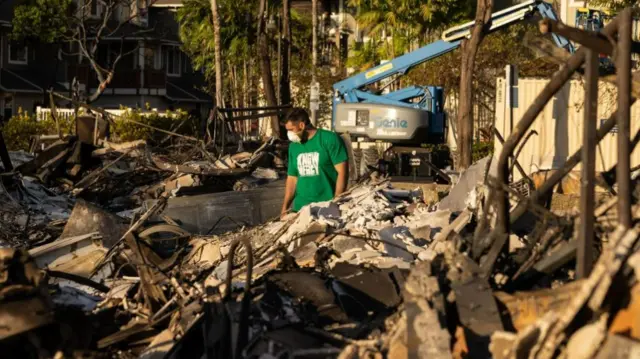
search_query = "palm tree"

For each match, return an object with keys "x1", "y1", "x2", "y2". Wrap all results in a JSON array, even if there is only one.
[
  {"x1": 280, "y1": 0, "x2": 291, "y2": 106},
  {"x1": 210, "y1": 0, "x2": 224, "y2": 108},
  {"x1": 257, "y1": 0, "x2": 280, "y2": 136}
]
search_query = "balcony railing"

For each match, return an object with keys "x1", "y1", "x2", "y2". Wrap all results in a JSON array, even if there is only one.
[
  {"x1": 109, "y1": 69, "x2": 142, "y2": 88},
  {"x1": 86, "y1": 68, "x2": 167, "y2": 89},
  {"x1": 143, "y1": 69, "x2": 166, "y2": 88}
]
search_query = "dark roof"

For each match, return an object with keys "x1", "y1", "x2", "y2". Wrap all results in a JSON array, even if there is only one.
[
  {"x1": 0, "y1": 68, "x2": 67, "y2": 94},
  {"x1": 0, "y1": 69, "x2": 42, "y2": 93},
  {"x1": 166, "y1": 80, "x2": 211, "y2": 103}
]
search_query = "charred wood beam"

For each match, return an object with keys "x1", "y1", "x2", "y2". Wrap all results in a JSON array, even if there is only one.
[
  {"x1": 510, "y1": 36, "x2": 640, "y2": 230},
  {"x1": 47, "y1": 269, "x2": 110, "y2": 293},
  {"x1": 617, "y1": 9, "x2": 633, "y2": 230},
  {"x1": 493, "y1": 16, "x2": 620, "y2": 236},
  {"x1": 492, "y1": 127, "x2": 532, "y2": 188},
  {"x1": 539, "y1": 18, "x2": 640, "y2": 56},
  {"x1": 452, "y1": 257, "x2": 504, "y2": 356},
  {"x1": 525, "y1": 36, "x2": 640, "y2": 98},
  {"x1": 511, "y1": 240, "x2": 579, "y2": 289},
  {"x1": 577, "y1": 49, "x2": 598, "y2": 279},
  {"x1": 225, "y1": 111, "x2": 280, "y2": 122},
  {"x1": 150, "y1": 156, "x2": 250, "y2": 176},
  {"x1": 219, "y1": 104, "x2": 292, "y2": 112},
  {"x1": 0, "y1": 130, "x2": 13, "y2": 173}
]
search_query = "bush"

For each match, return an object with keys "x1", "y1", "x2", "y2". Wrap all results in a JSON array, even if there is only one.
[
  {"x1": 0, "y1": 106, "x2": 200, "y2": 151},
  {"x1": 472, "y1": 141, "x2": 494, "y2": 163},
  {"x1": 1, "y1": 108, "x2": 75, "y2": 151},
  {"x1": 110, "y1": 107, "x2": 197, "y2": 143}
]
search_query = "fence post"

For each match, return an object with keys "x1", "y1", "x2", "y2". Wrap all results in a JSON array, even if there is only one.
[
  {"x1": 577, "y1": 49, "x2": 598, "y2": 279},
  {"x1": 617, "y1": 9, "x2": 632, "y2": 230}
]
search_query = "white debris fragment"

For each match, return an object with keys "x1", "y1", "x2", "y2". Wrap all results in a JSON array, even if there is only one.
[{"x1": 418, "y1": 249, "x2": 437, "y2": 262}]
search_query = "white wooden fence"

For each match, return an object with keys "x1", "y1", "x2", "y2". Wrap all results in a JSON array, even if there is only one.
[{"x1": 35, "y1": 106, "x2": 176, "y2": 122}]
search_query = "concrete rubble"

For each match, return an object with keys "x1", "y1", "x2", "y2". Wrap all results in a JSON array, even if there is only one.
[{"x1": 1, "y1": 128, "x2": 640, "y2": 359}]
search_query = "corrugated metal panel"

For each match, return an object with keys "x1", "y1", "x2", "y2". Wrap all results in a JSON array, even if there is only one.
[
  {"x1": 495, "y1": 77, "x2": 640, "y2": 182},
  {"x1": 146, "y1": 181, "x2": 285, "y2": 235}
]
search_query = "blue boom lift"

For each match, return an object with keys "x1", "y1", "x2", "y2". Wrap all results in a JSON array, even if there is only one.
[{"x1": 332, "y1": 0, "x2": 574, "y2": 178}]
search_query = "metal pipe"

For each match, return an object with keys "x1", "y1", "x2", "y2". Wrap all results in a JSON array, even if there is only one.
[
  {"x1": 226, "y1": 111, "x2": 281, "y2": 122},
  {"x1": 218, "y1": 104, "x2": 292, "y2": 112},
  {"x1": 508, "y1": 97, "x2": 637, "y2": 225},
  {"x1": 224, "y1": 236, "x2": 254, "y2": 359},
  {"x1": 493, "y1": 127, "x2": 532, "y2": 186},
  {"x1": 618, "y1": 9, "x2": 632, "y2": 229},
  {"x1": 578, "y1": 49, "x2": 598, "y2": 279},
  {"x1": 494, "y1": 17, "x2": 620, "y2": 235},
  {"x1": 540, "y1": 19, "x2": 614, "y2": 55},
  {"x1": 496, "y1": 51, "x2": 584, "y2": 234}
]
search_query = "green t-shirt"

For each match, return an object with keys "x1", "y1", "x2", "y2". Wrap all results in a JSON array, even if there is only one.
[{"x1": 287, "y1": 129, "x2": 348, "y2": 212}]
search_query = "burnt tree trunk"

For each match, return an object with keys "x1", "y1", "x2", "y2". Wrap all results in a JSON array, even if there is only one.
[
  {"x1": 457, "y1": 0, "x2": 492, "y2": 170},
  {"x1": 280, "y1": 0, "x2": 291, "y2": 106},
  {"x1": 210, "y1": 0, "x2": 224, "y2": 108},
  {"x1": 257, "y1": 0, "x2": 280, "y2": 137}
]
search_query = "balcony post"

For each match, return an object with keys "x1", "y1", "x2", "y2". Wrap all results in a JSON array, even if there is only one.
[{"x1": 139, "y1": 41, "x2": 145, "y2": 91}]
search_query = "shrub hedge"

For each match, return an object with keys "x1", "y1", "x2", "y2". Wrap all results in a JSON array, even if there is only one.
[{"x1": 1, "y1": 106, "x2": 197, "y2": 151}]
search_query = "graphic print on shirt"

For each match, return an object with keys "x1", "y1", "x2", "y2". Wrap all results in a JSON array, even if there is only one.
[{"x1": 297, "y1": 152, "x2": 320, "y2": 177}]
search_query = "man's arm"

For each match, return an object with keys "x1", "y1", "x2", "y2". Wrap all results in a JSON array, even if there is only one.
[
  {"x1": 334, "y1": 162, "x2": 348, "y2": 197},
  {"x1": 281, "y1": 175, "x2": 298, "y2": 218}
]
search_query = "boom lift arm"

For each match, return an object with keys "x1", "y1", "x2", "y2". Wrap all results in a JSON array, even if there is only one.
[{"x1": 332, "y1": 0, "x2": 574, "y2": 110}]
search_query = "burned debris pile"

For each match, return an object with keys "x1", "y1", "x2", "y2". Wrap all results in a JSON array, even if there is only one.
[
  {"x1": 0, "y1": 127, "x2": 278, "y2": 247},
  {"x1": 3, "y1": 47, "x2": 640, "y2": 356},
  {"x1": 2, "y1": 135, "x2": 640, "y2": 358}
]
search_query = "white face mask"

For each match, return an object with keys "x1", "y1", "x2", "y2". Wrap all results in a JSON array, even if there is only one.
[{"x1": 287, "y1": 131, "x2": 302, "y2": 143}]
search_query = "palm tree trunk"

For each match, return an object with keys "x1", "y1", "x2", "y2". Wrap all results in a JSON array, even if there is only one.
[
  {"x1": 457, "y1": 0, "x2": 492, "y2": 170},
  {"x1": 280, "y1": 0, "x2": 291, "y2": 106},
  {"x1": 210, "y1": 0, "x2": 224, "y2": 108},
  {"x1": 311, "y1": 0, "x2": 318, "y2": 126},
  {"x1": 243, "y1": 58, "x2": 249, "y2": 135},
  {"x1": 257, "y1": 0, "x2": 280, "y2": 137}
]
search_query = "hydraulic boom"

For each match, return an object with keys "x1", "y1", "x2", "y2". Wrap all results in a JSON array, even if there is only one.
[{"x1": 332, "y1": 0, "x2": 574, "y2": 145}]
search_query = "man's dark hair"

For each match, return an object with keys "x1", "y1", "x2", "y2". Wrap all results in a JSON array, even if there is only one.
[{"x1": 284, "y1": 107, "x2": 311, "y2": 126}]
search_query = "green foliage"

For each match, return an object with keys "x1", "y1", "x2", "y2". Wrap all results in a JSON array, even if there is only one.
[
  {"x1": 587, "y1": 0, "x2": 638, "y2": 12},
  {"x1": 345, "y1": 0, "x2": 473, "y2": 72},
  {"x1": 177, "y1": 0, "x2": 257, "y2": 91},
  {"x1": 1, "y1": 107, "x2": 197, "y2": 151},
  {"x1": 1, "y1": 108, "x2": 74, "y2": 151},
  {"x1": 11, "y1": 0, "x2": 72, "y2": 43},
  {"x1": 345, "y1": 40, "x2": 383, "y2": 72},
  {"x1": 403, "y1": 22, "x2": 559, "y2": 95},
  {"x1": 472, "y1": 141, "x2": 493, "y2": 162},
  {"x1": 111, "y1": 108, "x2": 195, "y2": 142},
  {"x1": 348, "y1": 0, "x2": 473, "y2": 46}
]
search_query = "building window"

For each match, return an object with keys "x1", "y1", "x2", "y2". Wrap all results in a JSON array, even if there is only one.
[
  {"x1": 9, "y1": 41, "x2": 28, "y2": 65},
  {"x1": 87, "y1": 0, "x2": 103, "y2": 18},
  {"x1": 165, "y1": 46, "x2": 181, "y2": 77}
]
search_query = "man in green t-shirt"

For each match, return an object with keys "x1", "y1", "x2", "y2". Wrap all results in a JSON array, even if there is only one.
[{"x1": 280, "y1": 108, "x2": 349, "y2": 218}]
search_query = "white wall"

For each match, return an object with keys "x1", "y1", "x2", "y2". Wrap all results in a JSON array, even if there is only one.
[{"x1": 494, "y1": 77, "x2": 640, "y2": 181}]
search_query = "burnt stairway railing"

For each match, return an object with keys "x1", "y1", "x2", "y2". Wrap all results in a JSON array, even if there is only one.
[{"x1": 478, "y1": 8, "x2": 640, "y2": 281}]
